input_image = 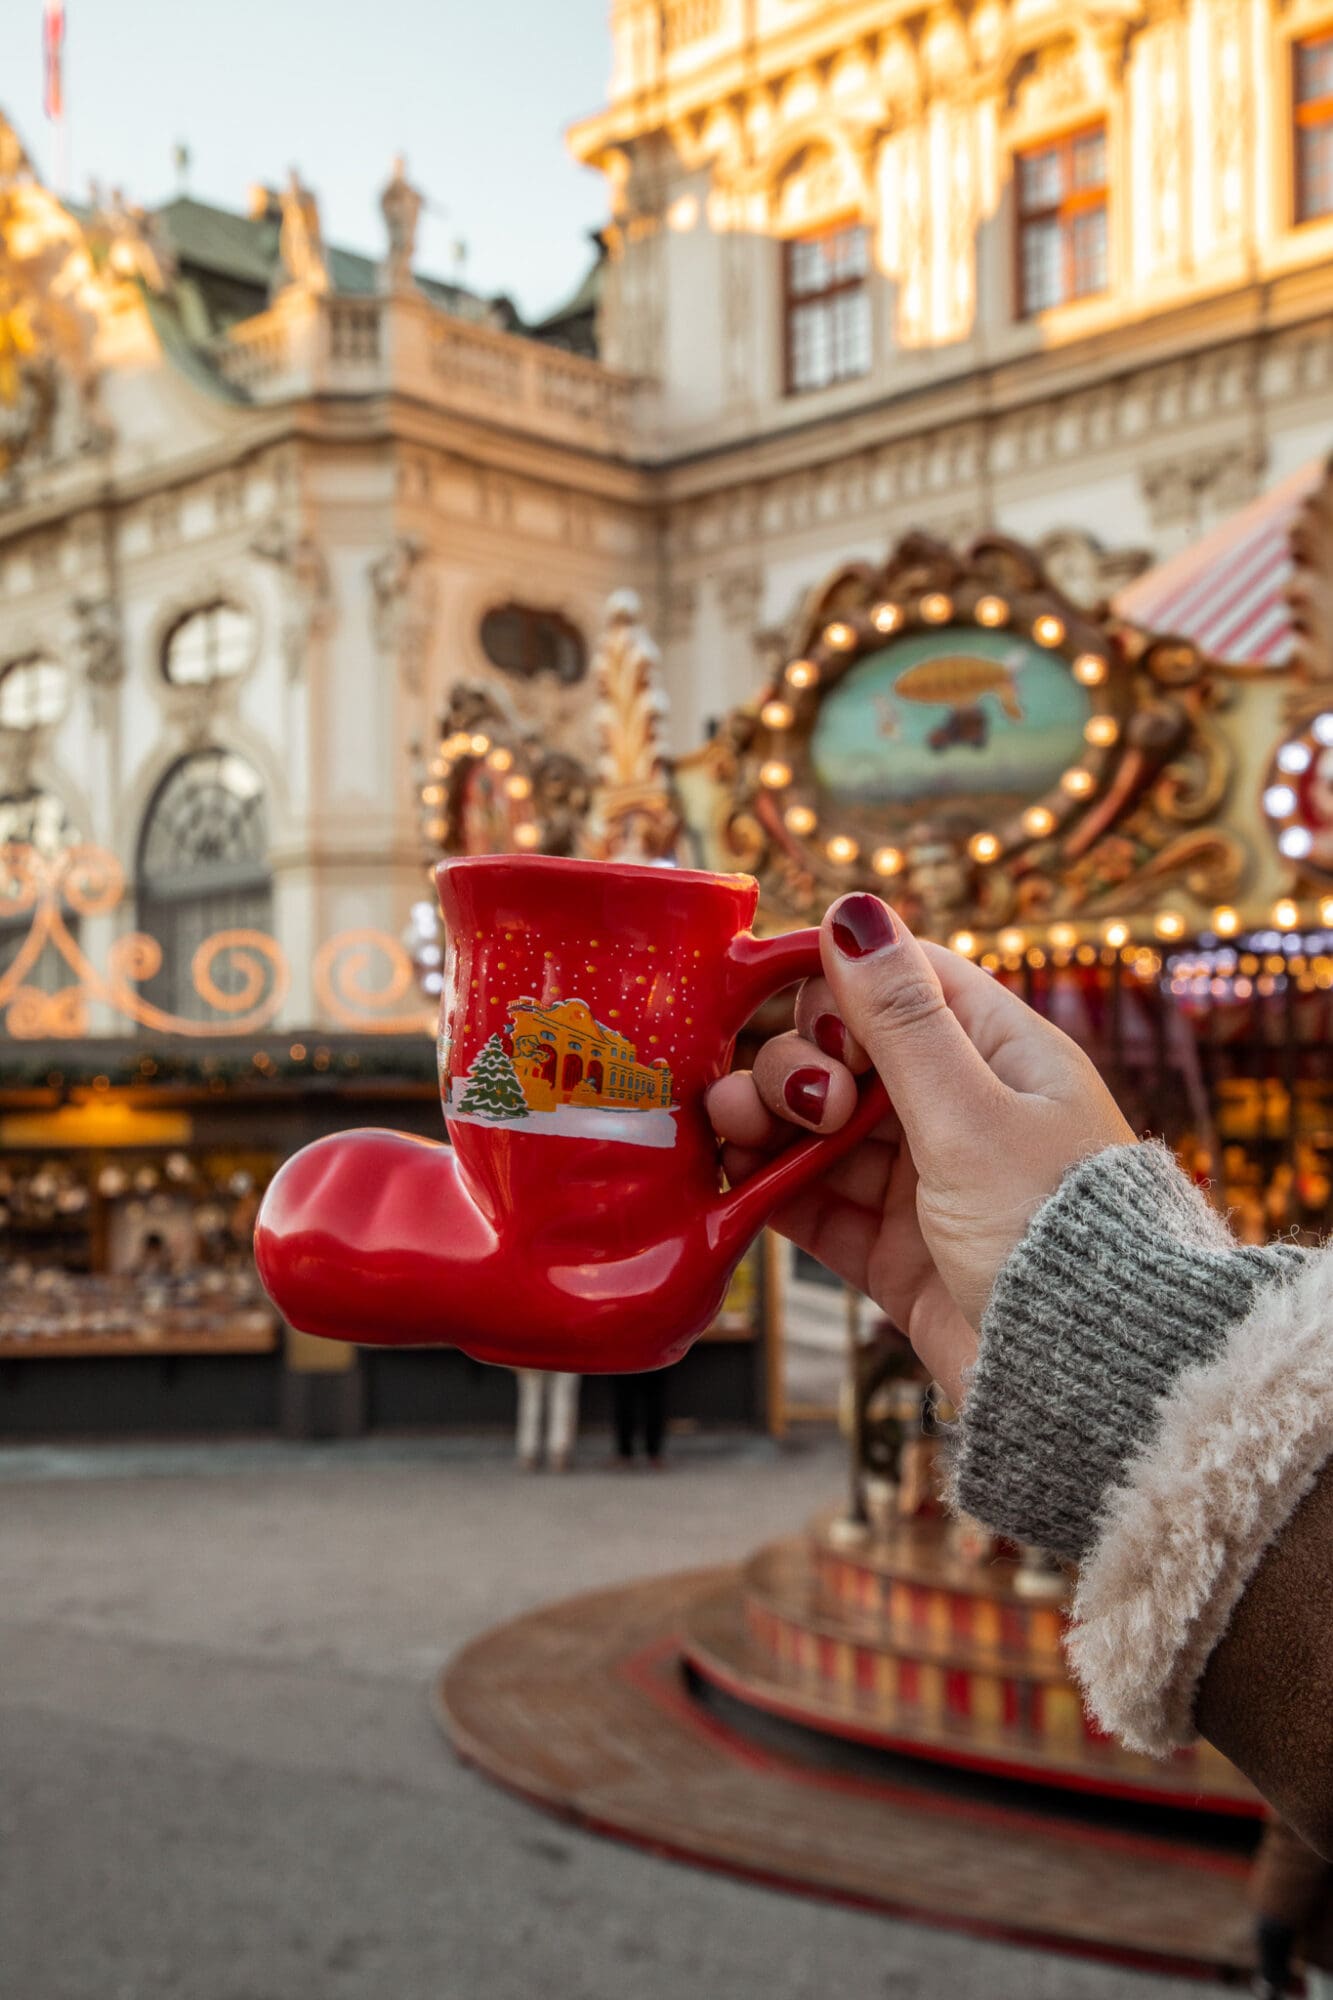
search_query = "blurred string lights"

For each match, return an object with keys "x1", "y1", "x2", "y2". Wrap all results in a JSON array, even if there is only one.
[
  {"x1": 747, "y1": 585, "x2": 1333, "y2": 971},
  {"x1": 755, "y1": 584, "x2": 1121, "y2": 890}
]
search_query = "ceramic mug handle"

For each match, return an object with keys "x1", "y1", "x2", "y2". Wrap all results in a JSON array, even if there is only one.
[{"x1": 711, "y1": 929, "x2": 891, "y2": 1248}]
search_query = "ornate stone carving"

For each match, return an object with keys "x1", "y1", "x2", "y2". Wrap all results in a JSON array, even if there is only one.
[
  {"x1": 90, "y1": 186, "x2": 175, "y2": 293},
  {"x1": 368, "y1": 535, "x2": 434, "y2": 695},
  {"x1": 379, "y1": 157, "x2": 423, "y2": 294},
  {"x1": 73, "y1": 593, "x2": 124, "y2": 692},
  {"x1": 274, "y1": 169, "x2": 329, "y2": 297},
  {"x1": 716, "y1": 565, "x2": 764, "y2": 630},
  {"x1": 1036, "y1": 528, "x2": 1152, "y2": 610},
  {"x1": 251, "y1": 519, "x2": 334, "y2": 681},
  {"x1": 0, "y1": 124, "x2": 106, "y2": 485},
  {"x1": 1141, "y1": 443, "x2": 1265, "y2": 532}
]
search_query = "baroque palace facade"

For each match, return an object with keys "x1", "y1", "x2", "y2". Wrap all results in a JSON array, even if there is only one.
[{"x1": 1, "y1": 0, "x2": 1332, "y2": 1031}]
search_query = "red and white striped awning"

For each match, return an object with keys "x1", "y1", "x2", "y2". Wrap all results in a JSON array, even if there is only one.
[{"x1": 1114, "y1": 457, "x2": 1327, "y2": 667}]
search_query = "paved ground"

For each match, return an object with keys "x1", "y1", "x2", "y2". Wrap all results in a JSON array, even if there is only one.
[{"x1": 0, "y1": 1433, "x2": 1248, "y2": 2000}]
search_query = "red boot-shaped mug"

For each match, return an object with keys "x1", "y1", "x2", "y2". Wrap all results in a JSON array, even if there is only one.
[{"x1": 254, "y1": 855, "x2": 887, "y2": 1373}]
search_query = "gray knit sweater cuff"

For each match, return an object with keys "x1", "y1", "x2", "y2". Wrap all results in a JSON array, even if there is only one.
[{"x1": 952, "y1": 1143, "x2": 1309, "y2": 1563}]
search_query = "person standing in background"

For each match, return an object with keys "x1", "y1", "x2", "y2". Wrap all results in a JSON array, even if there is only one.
[
  {"x1": 1251, "y1": 1816, "x2": 1333, "y2": 1998},
  {"x1": 610, "y1": 1368, "x2": 667, "y2": 1468},
  {"x1": 514, "y1": 1370, "x2": 579, "y2": 1473}
]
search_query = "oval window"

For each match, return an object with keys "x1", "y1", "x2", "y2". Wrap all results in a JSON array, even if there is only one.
[
  {"x1": 479, "y1": 604, "x2": 586, "y2": 685},
  {"x1": 162, "y1": 602, "x2": 255, "y2": 687},
  {"x1": 0, "y1": 657, "x2": 68, "y2": 730}
]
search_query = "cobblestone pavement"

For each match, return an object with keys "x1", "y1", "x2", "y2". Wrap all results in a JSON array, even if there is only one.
[{"x1": 0, "y1": 1433, "x2": 1246, "y2": 2000}]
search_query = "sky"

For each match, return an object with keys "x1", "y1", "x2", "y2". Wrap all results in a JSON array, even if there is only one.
[{"x1": 0, "y1": 1, "x2": 613, "y2": 320}]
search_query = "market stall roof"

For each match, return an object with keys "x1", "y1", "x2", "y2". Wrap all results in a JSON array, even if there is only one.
[{"x1": 1115, "y1": 457, "x2": 1327, "y2": 667}]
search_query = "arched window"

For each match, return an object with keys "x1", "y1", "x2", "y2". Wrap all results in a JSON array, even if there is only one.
[
  {"x1": 161, "y1": 602, "x2": 255, "y2": 688},
  {"x1": 479, "y1": 604, "x2": 587, "y2": 686},
  {"x1": 0, "y1": 656, "x2": 68, "y2": 730},
  {"x1": 0, "y1": 791, "x2": 79, "y2": 993},
  {"x1": 136, "y1": 750, "x2": 271, "y2": 1021}
]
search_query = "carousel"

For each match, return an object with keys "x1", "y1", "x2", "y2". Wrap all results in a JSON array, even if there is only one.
[{"x1": 439, "y1": 457, "x2": 1333, "y2": 1973}]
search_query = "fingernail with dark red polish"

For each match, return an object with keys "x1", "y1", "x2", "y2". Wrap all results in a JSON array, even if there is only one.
[
  {"x1": 813, "y1": 1013, "x2": 844, "y2": 1060},
  {"x1": 832, "y1": 895, "x2": 897, "y2": 960},
  {"x1": 785, "y1": 1067, "x2": 830, "y2": 1124}
]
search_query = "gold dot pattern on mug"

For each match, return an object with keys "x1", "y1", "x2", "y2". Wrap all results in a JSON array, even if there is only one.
[{"x1": 443, "y1": 922, "x2": 723, "y2": 1092}]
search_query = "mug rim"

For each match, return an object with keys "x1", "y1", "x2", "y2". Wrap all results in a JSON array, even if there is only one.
[{"x1": 435, "y1": 853, "x2": 757, "y2": 895}]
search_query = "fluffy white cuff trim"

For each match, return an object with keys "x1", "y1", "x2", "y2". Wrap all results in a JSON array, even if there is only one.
[{"x1": 1066, "y1": 1245, "x2": 1333, "y2": 1756}]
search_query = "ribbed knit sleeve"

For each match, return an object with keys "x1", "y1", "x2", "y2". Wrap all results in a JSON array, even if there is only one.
[{"x1": 952, "y1": 1142, "x2": 1308, "y2": 1563}]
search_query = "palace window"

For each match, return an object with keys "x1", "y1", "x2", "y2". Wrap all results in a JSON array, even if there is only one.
[
  {"x1": 0, "y1": 791, "x2": 79, "y2": 994},
  {"x1": 1295, "y1": 31, "x2": 1333, "y2": 223},
  {"x1": 135, "y1": 750, "x2": 271, "y2": 1022},
  {"x1": 0, "y1": 656, "x2": 67, "y2": 731},
  {"x1": 783, "y1": 221, "x2": 872, "y2": 396},
  {"x1": 162, "y1": 601, "x2": 255, "y2": 688},
  {"x1": 1016, "y1": 125, "x2": 1108, "y2": 316},
  {"x1": 479, "y1": 604, "x2": 587, "y2": 686}
]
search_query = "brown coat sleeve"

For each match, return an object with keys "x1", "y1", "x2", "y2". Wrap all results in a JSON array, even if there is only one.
[{"x1": 1195, "y1": 1460, "x2": 1333, "y2": 1862}]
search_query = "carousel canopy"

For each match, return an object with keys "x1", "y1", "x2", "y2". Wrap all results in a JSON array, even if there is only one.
[{"x1": 1115, "y1": 457, "x2": 1328, "y2": 668}]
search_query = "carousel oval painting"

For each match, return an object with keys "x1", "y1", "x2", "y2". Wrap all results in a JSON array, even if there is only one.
[{"x1": 811, "y1": 628, "x2": 1093, "y2": 807}]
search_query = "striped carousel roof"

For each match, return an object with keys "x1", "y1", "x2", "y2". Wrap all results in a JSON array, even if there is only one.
[{"x1": 1114, "y1": 457, "x2": 1328, "y2": 667}]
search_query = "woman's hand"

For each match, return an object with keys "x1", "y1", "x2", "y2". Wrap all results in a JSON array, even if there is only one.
[{"x1": 706, "y1": 894, "x2": 1132, "y2": 1401}]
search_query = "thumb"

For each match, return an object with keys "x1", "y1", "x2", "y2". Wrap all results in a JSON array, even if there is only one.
[{"x1": 820, "y1": 893, "x2": 1003, "y2": 1165}]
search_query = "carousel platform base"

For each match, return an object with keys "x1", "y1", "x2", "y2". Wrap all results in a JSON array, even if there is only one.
[{"x1": 440, "y1": 1551, "x2": 1261, "y2": 1976}]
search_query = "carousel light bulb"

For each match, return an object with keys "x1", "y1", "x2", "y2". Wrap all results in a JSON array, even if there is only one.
[
  {"x1": 975, "y1": 595, "x2": 1009, "y2": 627},
  {"x1": 827, "y1": 834, "x2": 859, "y2": 865},
  {"x1": 505, "y1": 774, "x2": 533, "y2": 800},
  {"x1": 470, "y1": 734, "x2": 491, "y2": 756},
  {"x1": 824, "y1": 621, "x2": 857, "y2": 651},
  {"x1": 968, "y1": 831, "x2": 1000, "y2": 863},
  {"x1": 513, "y1": 822, "x2": 542, "y2": 850},
  {"x1": 1084, "y1": 714, "x2": 1119, "y2": 747},
  {"x1": 760, "y1": 759, "x2": 792, "y2": 789},
  {"x1": 872, "y1": 845, "x2": 904, "y2": 877},
  {"x1": 1154, "y1": 911, "x2": 1186, "y2": 940},
  {"x1": 784, "y1": 804, "x2": 817, "y2": 836},
  {"x1": 1273, "y1": 898, "x2": 1300, "y2": 930},
  {"x1": 488, "y1": 746, "x2": 514, "y2": 773},
  {"x1": 1022, "y1": 804, "x2": 1056, "y2": 837},
  {"x1": 1264, "y1": 784, "x2": 1298, "y2": 818},
  {"x1": 999, "y1": 928, "x2": 1026, "y2": 955},
  {"x1": 1073, "y1": 652, "x2": 1108, "y2": 685},
  {"x1": 1212, "y1": 906, "x2": 1241, "y2": 937},
  {"x1": 761, "y1": 699, "x2": 794, "y2": 730},
  {"x1": 421, "y1": 784, "x2": 443, "y2": 805},
  {"x1": 430, "y1": 757, "x2": 447, "y2": 778},
  {"x1": 1049, "y1": 923, "x2": 1078, "y2": 951},
  {"x1": 920, "y1": 592, "x2": 953, "y2": 624},
  {"x1": 872, "y1": 602, "x2": 903, "y2": 634},
  {"x1": 1320, "y1": 897, "x2": 1333, "y2": 926},
  {"x1": 1314, "y1": 713, "x2": 1333, "y2": 747},
  {"x1": 1060, "y1": 768, "x2": 1095, "y2": 798},
  {"x1": 1277, "y1": 741, "x2": 1312, "y2": 776},
  {"x1": 1104, "y1": 921, "x2": 1130, "y2": 948},
  {"x1": 949, "y1": 930, "x2": 977, "y2": 956},
  {"x1": 1279, "y1": 825, "x2": 1315, "y2": 860},
  {"x1": 427, "y1": 817, "x2": 447, "y2": 842},
  {"x1": 786, "y1": 658, "x2": 819, "y2": 689},
  {"x1": 1034, "y1": 614, "x2": 1066, "y2": 648}
]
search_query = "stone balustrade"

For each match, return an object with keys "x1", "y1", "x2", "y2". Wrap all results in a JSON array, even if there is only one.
[{"x1": 212, "y1": 291, "x2": 642, "y2": 455}]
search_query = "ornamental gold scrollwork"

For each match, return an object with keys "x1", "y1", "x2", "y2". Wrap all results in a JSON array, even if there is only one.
[
  {"x1": 311, "y1": 929, "x2": 435, "y2": 1036},
  {"x1": 0, "y1": 842, "x2": 430, "y2": 1040}
]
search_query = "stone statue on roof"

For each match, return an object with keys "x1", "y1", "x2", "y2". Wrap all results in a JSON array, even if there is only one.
[
  {"x1": 0, "y1": 117, "x2": 33, "y2": 187},
  {"x1": 275, "y1": 168, "x2": 329, "y2": 297},
  {"x1": 379, "y1": 156, "x2": 423, "y2": 294}
]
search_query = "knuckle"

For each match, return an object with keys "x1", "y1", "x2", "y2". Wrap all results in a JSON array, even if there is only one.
[{"x1": 875, "y1": 971, "x2": 948, "y2": 1033}]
